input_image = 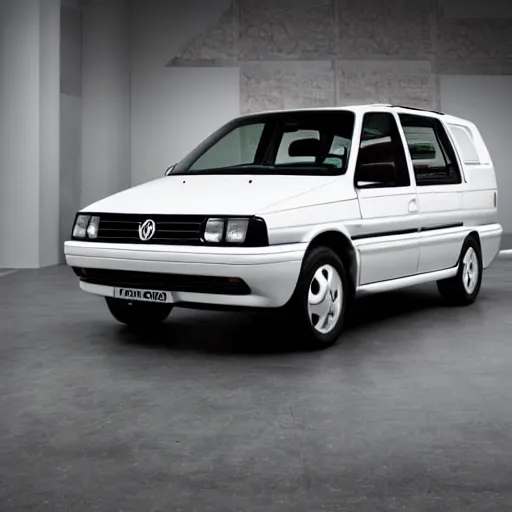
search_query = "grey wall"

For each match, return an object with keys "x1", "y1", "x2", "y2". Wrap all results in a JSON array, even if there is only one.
[
  {"x1": 38, "y1": 0, "x2": 61, "y2": 267},
  {"x1": 59, "y1": 0, "x2": 131, "y2": 262},
  {"x1": 1, "y1": 0, "x2": 131, "y2": 268},
  {"x1": 131, "y1": 0, "x2": 240, "y2": 186},
  {"x1": 59, "y1": 1, "x2": 82, "y2": 263},
  {"x1": 81, "y1": 0, "x2": 131, "y2": 208},
  {"x1": 0, "y1": 0, "x2": 41, "y2": 268},
  {"x1": 0, "y1": 0, "x2": 61, "y2": 269}
]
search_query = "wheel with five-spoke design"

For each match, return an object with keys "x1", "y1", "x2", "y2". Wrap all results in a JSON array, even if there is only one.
[
  {"x1": 437, "y1": 235, "x2": 483, "y2": 306},
  {"x1": 285, "y1": 246, "x2": 350, "y2": 349}
]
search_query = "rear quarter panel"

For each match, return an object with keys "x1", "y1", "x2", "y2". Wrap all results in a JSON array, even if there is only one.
[{"x1": 445, "y1": 119, "x2": 501, "y2": 267}]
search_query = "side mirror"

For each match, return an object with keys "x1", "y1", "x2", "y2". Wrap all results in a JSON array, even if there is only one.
[{"x1": 165, "y1": 164, "x2": 176, "y2": 176}]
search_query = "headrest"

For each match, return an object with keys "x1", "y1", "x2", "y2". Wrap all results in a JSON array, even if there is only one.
[{"x1": 288, "y1": 138, "x2": 322, "y2": 158}]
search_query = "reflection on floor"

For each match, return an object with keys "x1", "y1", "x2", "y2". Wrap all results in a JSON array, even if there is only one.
[
  {"x1": 500, "y1": 233, "x2": 512, "y2": 250},
  {"x1": 0, "y1": 269, "x2": 16, "y2": 278}
]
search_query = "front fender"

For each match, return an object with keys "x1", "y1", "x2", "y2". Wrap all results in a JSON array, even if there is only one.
[{"x1": 263, "y1": 198, "x2": 361, "y2": 246}]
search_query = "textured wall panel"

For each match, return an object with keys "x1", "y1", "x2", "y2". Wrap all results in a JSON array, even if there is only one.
[
  {"x1": 337, "y1": 0, "x2": 436, "y2": 59},
  {"x1": 437, "y1": 19, "x2": 512, "y2": 63},
  {"x1": 240, "y1": 61, "x2": 335, "y2": 114},
  {"x1": 336, "y1": 61, "x2": 436, "y2": 109},
  {"x1": 438, "y1": 0, "x2": 512, "y2": 19},
  {"x1": 62, "y1": 0, "x2": 80, "y2": 8},
  {"x1": 436, "y1": 59, "x2": 512, "y2": 75},
  {"x1": 169, "y1": 3, "x2": 236, "y2": 65},
  {"x1": 239, "y1": 0, "x2": 334, "y2": 60}
]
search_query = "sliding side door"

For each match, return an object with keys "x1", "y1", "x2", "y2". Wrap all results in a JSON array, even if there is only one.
[{"x1": 352, "y1": 112, "x2": 421, "y2": 285}]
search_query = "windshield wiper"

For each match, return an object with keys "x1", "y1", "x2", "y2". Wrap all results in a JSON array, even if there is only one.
[
  {"x1": 171, "y1": 164, "x2": 272, "y2": 175},
  {"x1": 214, "y1": 164, "x2": 272, "y2": 169},
  {"x1": 170, "y1": 163, "x2": 343, "y2": 176}
]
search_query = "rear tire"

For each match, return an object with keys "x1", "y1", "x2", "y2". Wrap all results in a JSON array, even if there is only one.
[
  {"x1": 284, "y1": 246, "x2": 351, "y2": 350},
  {"x1": 437, "y1": 236, "x2": 483, "y2": 306},
  {"x1": 106, "y1": 297, "x2": 173, "y2": 327}
]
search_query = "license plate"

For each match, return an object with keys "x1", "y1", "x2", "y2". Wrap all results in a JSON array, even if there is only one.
[{"x1": 114, "y1": 288, "x2": 173, "y2": 303}]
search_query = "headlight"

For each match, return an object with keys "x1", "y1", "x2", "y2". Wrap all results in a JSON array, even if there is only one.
[
  {"x1": 72, "y1": 214, "x2": 100, "y2": 239},
  {"x1": 86, "y1": 216, "x2": 100, "y2": 239},
  {"x1": 226, "y1": 219, "x2": 249, "y2": 243},
  {"x1": 203, "y1": 217, "x2": 249, "y2": 244},
  {"x1": 202, "y1": 216, "x2": 268, "y2": 246},
  {"x1": 72, "y1": 215, "x2": 90, "y2": 238},
  {"x1": 204, "y1": 218, "x2": 225, "y2": 243}
]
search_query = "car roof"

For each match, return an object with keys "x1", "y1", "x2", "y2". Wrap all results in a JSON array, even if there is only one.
[{"x1": 238, "y1": 104, "x2": 473, "y2": 127}]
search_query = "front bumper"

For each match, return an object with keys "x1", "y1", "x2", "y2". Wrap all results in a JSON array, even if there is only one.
[{"x1": 64, "y1": 241, "x2": 307, "y2": 308}]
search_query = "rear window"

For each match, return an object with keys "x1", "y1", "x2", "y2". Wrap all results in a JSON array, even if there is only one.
[{"x1": 447, "y1": 124, "x2": 480, "y2": 165}]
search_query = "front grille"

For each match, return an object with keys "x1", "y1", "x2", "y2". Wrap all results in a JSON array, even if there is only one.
[
  {"x1": 74, "y1": 268, "x2": 251, "y2": 296},
  {"x1": 94, "y1": 213, "x2": 207, "y2": 245}
]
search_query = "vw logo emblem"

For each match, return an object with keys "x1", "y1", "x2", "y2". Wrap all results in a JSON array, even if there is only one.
[{"x1": 138, "y1": 219, "x2": 156, "y2": 241}]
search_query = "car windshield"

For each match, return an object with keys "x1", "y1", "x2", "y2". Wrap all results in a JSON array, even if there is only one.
[{"x1": 170, "y1": 110, "x2": 356, "y2": 176}]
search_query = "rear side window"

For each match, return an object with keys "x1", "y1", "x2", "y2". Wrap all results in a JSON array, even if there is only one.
[
  {"x1": 447, "y1": 124, "x2": 480, "y2": 165},
  {"x1": 399, "y1": 114, "x2": 462, "y2": 186}
]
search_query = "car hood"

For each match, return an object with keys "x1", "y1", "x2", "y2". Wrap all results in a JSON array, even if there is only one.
[{"x1": 81, "y1": 174, "x2": 350, "y2": 216}]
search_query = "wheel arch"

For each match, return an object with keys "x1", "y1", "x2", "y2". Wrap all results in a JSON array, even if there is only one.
[
  {"x1": 304, "y1": 229, "x2": 358, "y2": 292},
  {"x1": 460, "y1": 230, "x2": 482, "y2": 262},
  {"x1": 446, "y1": 230, "x2": 482, "y2": 273},
  {"x1": 467, "y1": 229, "x2": 481, "y2": 246}
]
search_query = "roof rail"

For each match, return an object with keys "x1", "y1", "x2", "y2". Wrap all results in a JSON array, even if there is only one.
[{"x1": 392, "y1": 105, "x2": 445, "y2": 116}]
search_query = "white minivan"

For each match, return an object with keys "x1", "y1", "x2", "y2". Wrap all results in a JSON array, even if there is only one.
[{"x1": 65, "y1": 104, "x2": 503, "y2": 349}]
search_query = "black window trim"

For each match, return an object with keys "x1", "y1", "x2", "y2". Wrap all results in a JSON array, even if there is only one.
[{"x1": 398, "y1": 113, "x2": 463, "y2": 187}]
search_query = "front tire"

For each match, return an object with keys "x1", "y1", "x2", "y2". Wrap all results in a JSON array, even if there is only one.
[
  {"x1": 106, "y1": 297, "x2": 173, "y2": 327},
  {"x1": 285, "y1": 246, "x2": 351, "y2": 350},
  {"x1": 437, "y1": 236, "x2": 483, "y2": 306}
]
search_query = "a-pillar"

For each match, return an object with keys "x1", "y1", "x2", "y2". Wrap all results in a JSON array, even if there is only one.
[{"x1": 0, "y1": 0, "x2": 61, "y2": 268}]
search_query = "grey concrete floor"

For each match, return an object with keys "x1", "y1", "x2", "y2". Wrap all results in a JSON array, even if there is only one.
[{"x1": 1, "y1": 258, "x2": 512, "y2": 512}]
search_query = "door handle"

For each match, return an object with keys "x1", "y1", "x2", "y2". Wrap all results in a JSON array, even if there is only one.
[{"x1": 408, "y1": 199, "x2": 419, "y2": 213}]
